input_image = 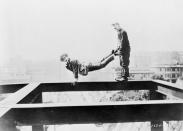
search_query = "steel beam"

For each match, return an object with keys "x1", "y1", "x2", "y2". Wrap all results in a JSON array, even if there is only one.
[
  {"x1": 152, "y1": 80, "x2": 183, "y2": 99},
  {"x1": 2, "y1": 100, "x2": 183, "y2": 125},
  {"x1": 150, "y1": 88, "x2": 165, "y2": 131},
  {"x1": 39, "y1": 80, "x2": 156, "y2": 92},
  {"x1": 0, "y1": 84, "x2": 27, "y2": 94},
  {"x1": 0, "y1": 83, "x2": 40, "y2": 118},
  {"x1": 18, "y1": 88, "x2": 42, "y2": 104},
  {"x1": 0, "y1": 83, "x2": 40, "y2": 131}
]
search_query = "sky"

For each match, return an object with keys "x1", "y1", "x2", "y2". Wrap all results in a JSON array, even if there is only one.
[{"x1": 0, "y1": 0, "x2": 183, "y2": 64}]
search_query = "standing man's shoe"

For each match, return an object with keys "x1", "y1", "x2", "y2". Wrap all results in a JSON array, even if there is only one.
[{"x1": 115, "y1": 77, "x2": 128, "y2": 82}]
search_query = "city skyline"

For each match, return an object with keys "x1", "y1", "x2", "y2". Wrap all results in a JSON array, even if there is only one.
[{"x1": 1, "y1": 50, "x2": 183, "y2": 83}]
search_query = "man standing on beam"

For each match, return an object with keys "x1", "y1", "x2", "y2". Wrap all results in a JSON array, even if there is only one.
[{"x1": 112, "y1": 23, "x2": 131, "y2": 82}]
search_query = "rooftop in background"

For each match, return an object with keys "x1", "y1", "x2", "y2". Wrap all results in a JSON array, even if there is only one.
[{"x1": 151, "y1": 64, "x2": 183, "y2": 68}]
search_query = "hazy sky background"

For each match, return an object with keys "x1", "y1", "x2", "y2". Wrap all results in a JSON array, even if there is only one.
[{"x1": 0, "y1": 0, "x2": 183, "y2": 64}]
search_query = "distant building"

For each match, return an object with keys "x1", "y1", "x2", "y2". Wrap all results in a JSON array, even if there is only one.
[
  {"x1": 113, "y1": 66, "x2": 154, "y2": 80},
  {"x1": 129, "y1": 68, "x2": 154, "y2": 80},
  {"x1": 151, "y1": 64, "x2": 183, "y2": 83},
  {"x1": 130, "y1": 51, "x2": 152, "y2": 68}
]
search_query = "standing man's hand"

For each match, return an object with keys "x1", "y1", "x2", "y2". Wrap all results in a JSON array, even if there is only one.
[
  {"x1": 111, "y1": 49, "x2": 115, "y2": 54},
  {"x1": 112, "y1": 48, "x2": 121, "y2": 56}
]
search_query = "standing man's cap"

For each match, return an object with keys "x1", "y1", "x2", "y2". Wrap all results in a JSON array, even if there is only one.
[
  {"x1": 112, "y1": 23, "x2": 122, "y2": 31},
  {"x1": 112, "y1": 22, "x2": 120, "y2": 26}
]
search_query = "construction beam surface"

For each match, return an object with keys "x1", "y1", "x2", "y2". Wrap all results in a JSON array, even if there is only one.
[
  {"x1": 153, "y1": 80, "x2": 183, "y2": 99},
  {"x1": 0, "y1": 83, "x2": 40, "y2": 118},
  {"x1": 2, "y1": 100, "x2": 183, "y2": 125},
  {"x1": 39, "y1": 80, "x2": 156, "y2": 92}
]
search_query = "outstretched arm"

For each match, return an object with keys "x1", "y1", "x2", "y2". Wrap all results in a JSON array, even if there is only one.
[
  {"x1": 65, "y1": 59, "x2": 79, "y2": 81},
  {"x1": 71, "y1": 61, "x2": 79, "y2": 85},
  {"x1": 88, "y1": 54, "x2": 115, "y2": 72},
  {"x1": 100, "y1": 48, "x2": 119, "y2": 62}
]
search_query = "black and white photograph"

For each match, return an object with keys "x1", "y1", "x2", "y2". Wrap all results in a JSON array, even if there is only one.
[{"x1": 0, "y1": 0, "x2": 183, "y2": 131}]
